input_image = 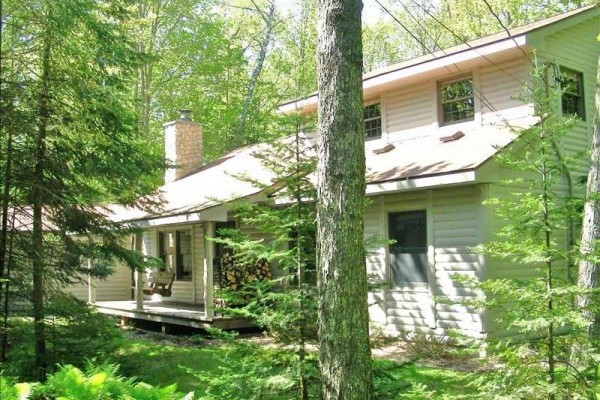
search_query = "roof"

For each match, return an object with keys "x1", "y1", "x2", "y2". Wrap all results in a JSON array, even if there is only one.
[
  {"x1": 111, "y1": 119, "x2": 538, "y2": 223},
  {"x1": 109, "y1": 143, "x2": 277, "y2": 223},
  {"x1": 279, "y1": 4, "x2": 598, "y2": 114},
  {"x1": 365, "y1": 124, "x2": 518, "y2": 184}
]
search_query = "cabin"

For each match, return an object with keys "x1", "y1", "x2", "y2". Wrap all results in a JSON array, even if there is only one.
[{"x1": 65, "y1": 5, "x2": 599, "y2": 337}]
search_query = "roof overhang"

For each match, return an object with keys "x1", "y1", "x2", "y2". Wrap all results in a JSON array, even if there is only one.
[{"x1": 366, "y1": 170, "x2": 477, "y2": 195}]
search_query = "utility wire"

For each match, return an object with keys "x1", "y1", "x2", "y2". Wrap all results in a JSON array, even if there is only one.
[{"x1": 373, "y1": 0, "x2": 501, "y2": 116}]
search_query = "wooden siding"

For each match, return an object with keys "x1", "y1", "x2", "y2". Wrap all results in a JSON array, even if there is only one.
[
  {"x1": 94, "y1": 260, "x2": 131, "y2": 301},
  {"x1": 63, "y1": 238, "x2": 132, "y2": 302},
  {"x1": 365, "y1": 186, "x2": 484, "y2": 337},
  {"x1": 384, "y1": 80, "x2": 433, "y2": 140},
  {"x1": 542, "y1": 17, "x2": 598, "y2": 184},
  {"x1": 479, "y1": 56, "x2": 532, "y2": 126}
]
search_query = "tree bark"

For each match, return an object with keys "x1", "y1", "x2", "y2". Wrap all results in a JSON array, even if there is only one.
[
  {"x1": 316, "y1": 0, "x2": 372, "y2": 398},
  {"x1": 577, "y1": 53, "x2": 600, "y2": 341},
  {"x1": 234, "y1": 1, "x2": 276, "y2": 147}
]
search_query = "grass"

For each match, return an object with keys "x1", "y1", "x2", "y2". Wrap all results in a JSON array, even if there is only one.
[{"x1": 109, "y1": 331, "x2": 479, "y2": 399}]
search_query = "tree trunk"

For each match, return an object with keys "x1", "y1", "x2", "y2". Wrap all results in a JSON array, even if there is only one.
[
  {"x1": 316, "y1": 0, "x2": 372, "y2": 398},
  {"x1": 577, "y1": 53, "x2": 600, "y2": 341},
  {"x1": 31, "y1": 20, "x2": 52, "y2": 381},
  {"x1": 234, "y1": 1, "x2": 276, "y2": 147}
]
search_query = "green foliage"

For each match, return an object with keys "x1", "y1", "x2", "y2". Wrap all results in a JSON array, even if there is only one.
[
  {"x1": 1, "y1": 363, "x2": 188, "y2": 400},
  {"x1": 2, "y1": 295, "x2": 121, "y2": 379},
  {"x1": 183, "y1": 342, "x2": 319, "y2": 400},
  {"x1": 0, "y1": 376, "x2": 21, "y2": 399},
  {"x1": 464, "y1": 62, "x2": 600, "y2": 398},
  {"x1": 211, "y1": 123, "x2": 318, "y2": 339},
  {"x1": 110, "y1": 335, "x2": 476, "y2": 399}
]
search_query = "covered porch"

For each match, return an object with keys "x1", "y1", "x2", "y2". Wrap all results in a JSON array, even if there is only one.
[{"x1": 95, "y1": 300, "x2": 253, "y2": 331}]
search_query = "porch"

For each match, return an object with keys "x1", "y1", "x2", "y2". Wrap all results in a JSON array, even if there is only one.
[{"x1": 94, "y1": 300, "x2": 254, "y2": 331}]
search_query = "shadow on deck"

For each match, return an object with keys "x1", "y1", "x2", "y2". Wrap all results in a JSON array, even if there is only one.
[{"x1": 94, "y1": 300, "x2": 253, "y2": 331}]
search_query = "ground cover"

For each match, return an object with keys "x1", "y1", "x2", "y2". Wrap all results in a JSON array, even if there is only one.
[{"x1": 109, "y1": 329, "x2": 480, "y2": 399}]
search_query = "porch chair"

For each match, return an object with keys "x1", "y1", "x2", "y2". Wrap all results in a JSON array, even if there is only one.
[{"x1": 143, "y1": 270, "x2": 176, "y2": 297}]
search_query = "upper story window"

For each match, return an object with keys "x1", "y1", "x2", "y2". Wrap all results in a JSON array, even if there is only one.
[
  {"x1": 388, "y1": 210, "x2": 428, "y2": 286},
  {"x1": 439, "y1": 76, "x2": 475, "y2": 125},
  {"x1": 560, "y1": 67, "x2": 585, "y2": 120},
  {"x1": 364, "y1": 103, "x2": 382, "y2": 139},
  {"x1": 158, "y1": 229, "x2": 193, "y2": 281}
]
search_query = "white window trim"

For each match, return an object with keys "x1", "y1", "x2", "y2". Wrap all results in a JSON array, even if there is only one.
[
  {"x1": 385, "y1": 205, "x2": 431, "y2": 292},
  {"x1": 364, "y1": 98, "x2": 383, "y2": 141},
  {"x1": 437, "y1": 72, "x2": 479, "y2": 128}
]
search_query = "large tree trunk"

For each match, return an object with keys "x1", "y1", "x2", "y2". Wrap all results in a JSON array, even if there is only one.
[
  {"x1": 578, "y1": 53, "x2": 600, "y2": 341},
  {"x1": 316, "y1": 0, "x2": 372, "y2": 398},
  {"x1": 31, "y1": 21, "x2": 52, "y2": 381}
]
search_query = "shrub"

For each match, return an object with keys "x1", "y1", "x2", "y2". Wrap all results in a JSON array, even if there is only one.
[{"x1": 2, "y1": 294, "x2": 121, "y2": 379}]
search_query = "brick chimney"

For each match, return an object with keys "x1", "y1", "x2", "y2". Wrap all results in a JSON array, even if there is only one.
[{"x1": 164, "y1": 109, "x2": 203, "y2": 184}]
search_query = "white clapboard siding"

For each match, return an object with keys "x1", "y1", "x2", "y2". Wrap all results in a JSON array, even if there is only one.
[
  {"x1": 238, "y1": 219, "x2": 280, "y2": 277},
  {"x1": 384, "y1": 80, "x2": 433, "y2": 139},
  {"x1": 541, "y1": 18, "x2": 597, "y2": 186},
  {"x1": 63, "y1": 237, "x2": 133, "y2": 302},
  {"x1": 94, "y1": 260, "x2": 131, "y2": 301},
  {"x1": 364, "y1": 185, "x2": 484, "y2": 336},
  {"x1": 479, "y1": 56, "x2": 531, "y2": 126},
  {"x1": 62, "y1": 280, "x2": 89, "y2": 301}
]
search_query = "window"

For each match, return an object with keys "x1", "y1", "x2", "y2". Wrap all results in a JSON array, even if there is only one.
[
  {"x1": 560, "y1": 68, "x2": 584, "y2": 120},
  {"x1": 439, "y1": 77, "x2": 475, "y2": 125},
  {"x1": 158, "y1": 229, "x2": 192, "y2": 280},
  {"x1": 364, "y1": 103, "x2": 382, "y2": 139},
  {"x1": 388, "y1": 210, "x2": 427, "y2": 285}
]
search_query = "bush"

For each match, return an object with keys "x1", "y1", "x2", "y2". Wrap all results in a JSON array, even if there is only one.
[
  {"x1": 1, "y1": 364, "x2": 190, "y2": 400},
  {"x1": 2, "y1": 294, "x2": 121, "y2": 379}
]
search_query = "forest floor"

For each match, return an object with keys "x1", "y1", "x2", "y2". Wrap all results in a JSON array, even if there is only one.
[{"x1": 110, "y1": 327, "x2": 482, "y2": 399}]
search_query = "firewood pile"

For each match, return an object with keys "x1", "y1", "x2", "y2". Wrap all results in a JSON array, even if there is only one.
[{"x1": 217, "y1": 252, "x2": 272, "y2": 291}]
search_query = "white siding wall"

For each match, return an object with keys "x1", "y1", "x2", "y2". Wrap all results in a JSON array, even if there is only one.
[
  {"x1": 384, "y1": 80, "x2": 434, "y2": 141},
  {"x1": 94, "y1": 260, "x2": 131, "y2": 301},
  {"x1": 63, "y1": 238, "x2": 132, "y2": 302},
  {"x1": 479, "y1": 56, "x2": 532, "y2": 126},
  {"x1": 239, "y1": 219, "x2": 281, "y2": 277},
  {"x1": 541, "y1": 17, "x2": 598, "y2": 182},
  {"x1": 365, "y1": 186, "x2": 484, "y2": 337},
  {"x1": 62, "y1": 280, "x2": 88, "y2": 301}
]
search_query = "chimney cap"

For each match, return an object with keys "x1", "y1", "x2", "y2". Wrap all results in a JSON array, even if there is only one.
[{"x1": 179, "y1": 109, "x2": 192, "y2": 121}]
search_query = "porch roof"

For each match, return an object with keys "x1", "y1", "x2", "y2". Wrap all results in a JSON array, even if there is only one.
[{"x1": 109, "y1": 120, "x2": 534, "y2": 224}]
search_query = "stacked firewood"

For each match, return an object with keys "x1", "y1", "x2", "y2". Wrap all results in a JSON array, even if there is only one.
[{"x1": 218, "y1": 253, "x2": 271, "y2": 291}]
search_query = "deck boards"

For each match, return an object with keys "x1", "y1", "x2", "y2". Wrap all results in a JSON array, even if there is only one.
[{"x1": 94, "y1": 300, "x2": 253, "y2": 330}]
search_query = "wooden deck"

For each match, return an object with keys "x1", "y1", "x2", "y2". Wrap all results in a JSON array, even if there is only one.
[{"x1": 94, "y1": 300, "x2": 253, "y2": 330}]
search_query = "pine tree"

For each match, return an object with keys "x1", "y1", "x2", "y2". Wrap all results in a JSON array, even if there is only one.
[
  {"x1": 211, "y1": 115, "x2": 318, "y2": 399},
  {"x1": 469, "y1": 62, "x2": 599, "y2": 399},
  {"x1": 0, "y1": 0, "x2": 162, "y2": 380}
]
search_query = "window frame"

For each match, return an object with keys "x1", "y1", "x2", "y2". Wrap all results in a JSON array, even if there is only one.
[
  {"x1": 364, "y1": 102, "x2": 382, "y2": 140},
  {"x1": 387, "y1": 209, "x2": 428, "y2": 288},
  {"x1": 438, "y1": 75, "x2": 475, "y2": 126},
  {"x1": 157, "y1": 228, "x2": 193, "y2": 281},
  {"x1": 560, "y1": 67, "x2": 585, "y2": 120}
]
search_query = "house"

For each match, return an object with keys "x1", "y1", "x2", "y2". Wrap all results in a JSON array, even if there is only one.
[{"x1": 65, "y1": 5, "x2": 599, "y2": 337}]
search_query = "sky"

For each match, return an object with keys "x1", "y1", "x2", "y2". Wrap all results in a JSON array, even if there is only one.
[{"x1": 276, "y1": 0, "x2": 389, "y2": 26}]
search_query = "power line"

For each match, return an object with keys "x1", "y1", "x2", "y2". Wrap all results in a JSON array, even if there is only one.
[{"x1": 373, "y1": 0, "x2": 501, "y2": 116}]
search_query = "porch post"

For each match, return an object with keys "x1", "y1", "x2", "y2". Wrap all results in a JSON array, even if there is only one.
[
  {"x1": 134, "y1": 233, "x2": 145, "y2": 310},
  {"x1": 203, "y1": 222, "x2": 215, "y2": 320},
  {"x1": 87, "y1": 258, "x2": 96, "y2": 304}
]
